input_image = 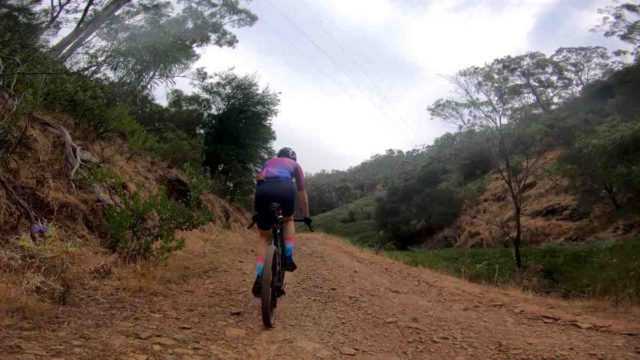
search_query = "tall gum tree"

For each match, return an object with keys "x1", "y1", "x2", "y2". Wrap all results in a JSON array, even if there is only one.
[
  {"x1": 39, "y1": 0, "x2": 257, "y2": 91},
  {"x1": 596, "y1": 1, "x2": 640, "y2": 61},
  {"x1": 429, "y1": 48, "x2": 618, "y2": 268}
]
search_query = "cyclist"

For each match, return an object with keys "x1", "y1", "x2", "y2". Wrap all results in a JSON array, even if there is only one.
[{"x1": 252, "y1": 147, "x2": 311, "y2": 297}]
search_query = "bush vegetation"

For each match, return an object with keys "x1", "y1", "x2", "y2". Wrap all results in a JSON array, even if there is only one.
[
  {"x1": 388, "y1": 239, "x2": 640, "y2": 302},
  {"x1": 312, "y1": 196, "x2": 385, "y2": 248},
  {"x1": 104, "y1": 189, "x2": 212, "y2": 262}
]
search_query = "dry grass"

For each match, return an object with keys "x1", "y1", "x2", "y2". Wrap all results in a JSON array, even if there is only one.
[
  {"x1": 453, "y1": 150, "x2": 638, "y2": 247},
  {"x1": 0, "y1": 278, "x2": 54, "y2": 321},
  {"x1": 0, "y1": 224, "x2": 105, "y2": 322},
  {"x1": 112, "y1": 227, "x2": 230, "y2": 295}
]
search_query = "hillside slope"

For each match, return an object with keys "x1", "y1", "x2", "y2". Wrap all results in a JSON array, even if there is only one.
[
  {"x1": 449, "y1": 151, "x2": 640, "y2": 248},
  {"x1": 2, "y1": 230, "x2": 640, "y2": 359},
  {"x1": 0, "y1": 112, "x2": 248, "y2": 318},
  {"x1": 313, "y1": 151, "x2": 640, "y2": 249},
  {"x1": 313, "y1": 195, "x2": 382, "y2": 247}
]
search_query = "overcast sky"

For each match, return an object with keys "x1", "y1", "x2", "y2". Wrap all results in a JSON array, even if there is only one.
[{"x1": 178, "y1": 0, "x2": 621, "y2": 173}]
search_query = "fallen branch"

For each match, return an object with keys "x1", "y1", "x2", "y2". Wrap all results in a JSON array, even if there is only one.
[
  {"x1": 0, "y1": 86, "x2": 17, "y2": 118},
  {"x1": 31, "y1": 114, "x2": 83, "y2": 189},
  {"x1": 0, "y1": 174, "x2": 45, "y2": 242},
  {"x1": 6, "y1": 115, "x2": 31, "y2": 158}
]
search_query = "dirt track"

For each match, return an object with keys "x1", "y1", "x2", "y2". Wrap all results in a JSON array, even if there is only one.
[{"x1": 2, "y1": 229, "x2": 640, "y2": 360}]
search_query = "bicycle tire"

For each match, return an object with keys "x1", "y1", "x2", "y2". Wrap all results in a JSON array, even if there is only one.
[{"x1": 261, "y1": 245, "x2": 277, "y2": 327}]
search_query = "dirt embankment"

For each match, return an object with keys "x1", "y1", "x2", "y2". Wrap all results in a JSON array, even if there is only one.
[
  {"x1": 441, "y1": 151, "x2": 640, "y2": 248},
  {"x1": 0, "y1": 112, "x2": 248, "y2": 319}
]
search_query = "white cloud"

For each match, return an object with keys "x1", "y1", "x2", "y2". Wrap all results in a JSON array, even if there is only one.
[
  {"x1": 401, "y1": 0, "x2": 559, "y2": 76},
  {"x1": 170, "y1": 0, "x2": 614, "y2": 172},
  {"x1": 321, "y1": 0, "x2": 399, "y2": 26},
  {"x1": 194, "y1": 31, "x2": 409, "y2": 172}
]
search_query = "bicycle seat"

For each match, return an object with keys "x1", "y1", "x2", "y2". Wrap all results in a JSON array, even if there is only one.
[
  {"x1": 270, "y1": 203, "x2": 283, "y2": 219},
  {"x1": 270, "y1": 202, "x2": 281, "y2": 210}
]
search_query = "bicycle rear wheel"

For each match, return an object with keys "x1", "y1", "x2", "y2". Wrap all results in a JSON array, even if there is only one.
[{"x1": 261, "y1": 245, "x2": 278, "y2": 328}]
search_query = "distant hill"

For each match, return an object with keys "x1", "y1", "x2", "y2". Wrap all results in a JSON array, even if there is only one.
[
  {"x1": 306, "y1": 149, "x2": 429, "y2": 216},
  {"x1": 312, "y1": 195, "x2": 384, "y2": 248}
]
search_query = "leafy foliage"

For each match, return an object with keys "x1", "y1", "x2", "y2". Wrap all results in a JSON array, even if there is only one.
[
  {"x1": 375, "y1": 162, "x2": 462, "y2": 249},
  {"x1": 371, "y1": 129, "x2": 494, "y2": 249},
  {"x1": 312, "y1": 196, "x2": 385, "y2": 248},
  {"x1": 181, "y1": 162, "x2": 215, "y2": 209},
  {"x1": 427, "y1": 47, "x2": 619, "y2": 267},
  {"x1": 388, "y1": 239, "x2": 640, "y2": 302},
  {"x1": 37, "y1": 0, "x2": 257, "y2": 92},
  {"x1": 199, "y1": 71, "x2": 278, "y2": 202},
  {"x1": 560, "y1": 120, "x2": 640, "y2": 210},
  {"x1": 306, "y1": 149, "x2": 429, "y2": 215},
  {"x1": 78, "y1": 164, "x2": 124, "y2": 190},
  {"x1": 104, "y1": 189, "x2": 211, "y2": 262},
  {"x1": 0, "y1": 3, "x2": 42, "y2": 76},
  {"x1": 597, "y1": 1, "x2": 640, "y2": 60}
]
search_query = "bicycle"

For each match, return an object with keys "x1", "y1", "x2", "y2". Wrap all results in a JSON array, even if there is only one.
[{"x1": 248, "y1": 203, "x2": 313, "y2": 328}]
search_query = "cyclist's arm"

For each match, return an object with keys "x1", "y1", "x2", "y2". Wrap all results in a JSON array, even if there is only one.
[
  {"x1": 297, "y1": 191, "x2": 310, "y2": 218},
  {"x1": 256, "y1": 163, "x2": 267, "y2": 182},
  {"x1": 293, "y1": 163, "x2": 310, "y2": 218}
]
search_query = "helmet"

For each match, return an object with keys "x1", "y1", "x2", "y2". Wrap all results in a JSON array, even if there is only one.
[{"x1": 277, "y1": 147, "x2": 297, "y2": 161}]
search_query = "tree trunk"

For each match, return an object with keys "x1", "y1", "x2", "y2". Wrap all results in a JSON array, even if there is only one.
[
  {"x1": 604, "y1": 184, "x2": 621, "y2": 210},
  {"x1": 50, "y1": 0, "x2": 131, "y2": 60},
  {"x1": 0, "y1": 175, "x2": 41, "y2": 243},
  {"x1": 0, "y1": 87, "x2": 15, "y2": 117},
  {"x1": 513, "y1": 204, "x2": 523, "y2": 269}
]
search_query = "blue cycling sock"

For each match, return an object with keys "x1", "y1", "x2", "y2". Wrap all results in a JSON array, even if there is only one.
[
  {"x1": 285, "y1": 237, "x2": 295, "y2": 259},
  {"x1": 256, "y1": 256, "x2": 265, "y2": 277}
]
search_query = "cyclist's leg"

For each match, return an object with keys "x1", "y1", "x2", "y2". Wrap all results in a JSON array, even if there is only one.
[
  {"x1": 253, "y1": 183, "x2": 273, "y2": 296},
  {"x1": 256, "y1": 229, "x2": 270, "y2": 273},
  {"x1": 252, "y1": 228, "x2": 271, "y2": 297},
  {"x1": 282, "y1": 216, "x2": 297, "y2": 271},
  {"x1": 279, "y1": 181, "x2": 297, "y2": 271}
]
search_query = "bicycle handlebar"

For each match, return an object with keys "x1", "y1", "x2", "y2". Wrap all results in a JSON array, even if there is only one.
[
  {"x1": 294, "y1": 218, "x2": 314, "y2": 232},
  {"x1": 246, "y1": 217, "x2": 314, "y2": 232}
]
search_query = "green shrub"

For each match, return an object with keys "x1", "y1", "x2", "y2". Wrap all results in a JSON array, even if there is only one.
[
  {"x1": 312, "y1": 196, "x2": 387, "y2": 248},
  {"x1": 340, "y1": 210, "x2": 357, "y2": 224},
  {"x1": 104, "y1": 189, "x2": 211, "y2": 262},
  {"x1": 459, "y1": 174, "x2": 489, "y2": 204},
  {"x1": 388, "y1": 239, "x2": 640, "y2": 302},
  {"x1": 181, "y1": 163, "x2": 213, "y2": 201},
  {"x1": 108, "y1": 110, "x2": 159, "y2": 154},
  {"x1": 78, "y1": 165, "x2": 124, "y2": 190},
  {"x1": 151, "y1": 132, "x2": 203, "y2": 167},
  {"x1": 560, "y1": 120, "x2": 640, "y2": 211}
]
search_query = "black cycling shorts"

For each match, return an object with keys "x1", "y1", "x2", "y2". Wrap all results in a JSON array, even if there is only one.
[{"x1": 254, "y1": 179, "x2": 296, "y2": 231}]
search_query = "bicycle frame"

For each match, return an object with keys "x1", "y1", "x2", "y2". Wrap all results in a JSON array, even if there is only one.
[
  {"x1": 269, "y1": 203, "x2": 286, "y2": 298},
  {"x1": 248, "y1": 203, "x2": 312, "y2": 328}
]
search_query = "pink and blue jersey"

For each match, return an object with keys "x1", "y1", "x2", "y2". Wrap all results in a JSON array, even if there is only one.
[{"x1": 258, "y1": 157, "x2": 305, "y2": 191}]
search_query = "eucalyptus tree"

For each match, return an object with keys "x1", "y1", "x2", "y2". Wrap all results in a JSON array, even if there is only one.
[
  {"x1": 551, "y1": 47, "x2": 623, "y2": 95},
  {"x1": 429, "y1": 53, "x2": 566, "y2": 267},
  {"x1": 196, "y1": 70, "x2": 279, "y2": 202},
  {"x1": 34, "y1": 0, "x2": 257, "y2": 91},
  {"x1": 428, "y1": 46, "x2": 623, "y2": 267},
  {"x1": 597, "y1": 1, "x2": 640, "y2": 61}
]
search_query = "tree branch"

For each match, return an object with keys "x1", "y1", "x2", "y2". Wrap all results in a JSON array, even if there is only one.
[
  {"x1": 0, "y1": 175, "x2": 43, "y2": 242},
  {"x1": 31, "y1": 114, "x2": 84, "y2": 190},
  {"x1": 44, "y1": 0, "x2": 72, "y2": 30},
  {"x1": 75, "y1": 0, "x2": 96, "y2": 32}
]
